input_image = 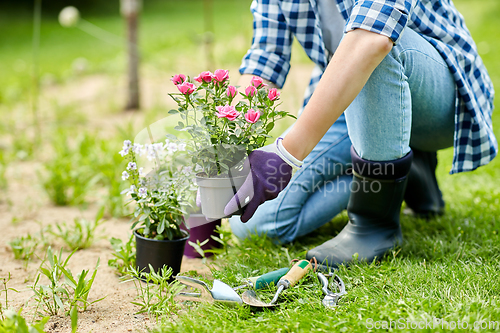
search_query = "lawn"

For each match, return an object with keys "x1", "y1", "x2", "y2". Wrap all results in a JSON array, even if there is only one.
[{"x1": 0, "y1": 0, "x2": 499, "y2": 332}]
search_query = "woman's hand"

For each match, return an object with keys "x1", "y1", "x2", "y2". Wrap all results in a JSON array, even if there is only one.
[{"x1": 224, "y1": 149, "x2": 293, "y2": 222}]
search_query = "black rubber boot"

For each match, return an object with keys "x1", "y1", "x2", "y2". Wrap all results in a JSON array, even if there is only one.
[
  {"x1": 306, "y1": 146, "x2": 413, "y2": 271},
  {"x1": 404, "y1": 148, "x2": 445, "y2": 217}
]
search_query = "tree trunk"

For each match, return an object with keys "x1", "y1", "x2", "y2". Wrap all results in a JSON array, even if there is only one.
[{"x1": 122, "y1": 0, "x2": 140, "y2": 111}]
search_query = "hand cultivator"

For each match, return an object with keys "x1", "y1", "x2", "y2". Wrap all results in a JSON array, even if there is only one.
[{"x1": 175, "y1": 259, "x2": 347, "y2": 309}]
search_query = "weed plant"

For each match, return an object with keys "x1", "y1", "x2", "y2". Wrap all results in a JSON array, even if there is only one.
[
  {"x1": 30, "y1": 247, "x2": 104, "y2": 316},
  {"x1": 0, "y1": 274, "x2": 18, "y2": 320},
  {"x1": 41, "y1": 128, "x2": 128, "y2": 215},
  {"x1": 124, "y1": 265, "x2": 184, "y2": 322},
  {"x1": 9, "y1": 234, "x2": 39, "y2": 261},
  {"x1": 187, "y1": 239, "x2": 209, "y2": 262},
  {"x1": 8, "y1": 224, "x2": 50, "y2": 264},
  {"x1": 205, "y1": 224, "x2": 232, "y2": 256},
  {"x1": 41, "y1": 130, "x2": 100, "y2": 206},
  {"x1": 47, "y1": 207, "x2": 105, "y2": 251},
  {"x1": 0, "y1": 310, "x2": 49, "y2": 333},
  {"x1": 108, "y1": 235, "x2": 136, "y2": 276}
]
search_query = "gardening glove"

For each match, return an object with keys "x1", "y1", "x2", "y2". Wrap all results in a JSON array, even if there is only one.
[{"x1": 224, "y1": 138, "x2": 303, "y2": 222}]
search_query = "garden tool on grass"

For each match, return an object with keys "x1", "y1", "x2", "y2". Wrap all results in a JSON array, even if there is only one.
[
  {"x1": 233, "y1": 267, "x2": 289, "y2": 291},
  {"x1": 175, "y1": 276, "x2": 243, "y2": 305},
  {"x1": 317, "y1": 272, "x2": 347, "y2": 308},
  {"x1": 241, "y1": 259, "x2": 312, "y2": 308}
]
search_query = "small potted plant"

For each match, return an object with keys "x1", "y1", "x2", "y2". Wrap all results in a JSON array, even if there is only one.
[
  {"x1": 119, "y1": 138, "x2": 195, "y2": 277},
  {"x1": 169, "y1": 70, "x2": 294, "y2": 219}
]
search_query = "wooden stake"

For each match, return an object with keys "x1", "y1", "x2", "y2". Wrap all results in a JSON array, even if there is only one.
[
  {"x1": 203, "y1": 0, "x2": 215, "y2": 71},
  {"x1": 32, "y1": 0, "x2": 42, "y2": 148}
]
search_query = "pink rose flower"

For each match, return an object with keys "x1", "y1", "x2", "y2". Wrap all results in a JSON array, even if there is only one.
[
  {"x1": 251, "y1": 76, "x2": 267, "y2": 88},
  {"x1": 268, "y1": 88, "x2": 280, "y2": 101},
  {"x1": 213, "y1": 69, "x2": 229, "y2": 83},
  {"x1": 194, "y1": 71, "x2": 213, "y2": 83},
  {"x1": 226, "y1": 85, "x2": 238, "y2": 98},
  {"x1": 171, "y1": 74, "x2": 186, "y2": 85},
  {"x1": 244, "y1": 108, "x2": 261, "y2": 124},
  {"x1": 177, "y1": 81, "x2": 196, "y2": 95},
  {"x1": 216, "y1": 105, "x2": 240, "y2": 121},
  {"x1": 245, "y1": 85, "x2": 257, "y2": 98}
]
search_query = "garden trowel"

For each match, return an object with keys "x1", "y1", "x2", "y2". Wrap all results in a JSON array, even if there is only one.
[
  {"x1": 174, "y1": 276, "x2": 242, "y2": 305},
  {"x1": 241, "y1": 259, "x2": 312, "y2": 308}
]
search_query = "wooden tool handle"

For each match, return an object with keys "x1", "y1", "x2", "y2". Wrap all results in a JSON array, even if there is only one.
[{"x1": 280, "y1": 260, "x2": 312, "y2": 287}]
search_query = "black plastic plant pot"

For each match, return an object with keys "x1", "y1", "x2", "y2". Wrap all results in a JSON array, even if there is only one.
[{"x1": 134, "y1": 229, "x2": 189, "y2": 280}]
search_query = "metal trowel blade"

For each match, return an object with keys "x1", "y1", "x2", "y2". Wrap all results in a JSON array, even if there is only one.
[
  {"x1": 241, "y1": 290, "x2": 277, "y2": 308},
  {"x1": 211, "y1": 280, "x2": 243, "y2": 305}
]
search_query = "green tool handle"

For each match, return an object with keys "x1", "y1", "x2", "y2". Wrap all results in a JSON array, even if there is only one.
[
  {"x1": 279, "y1": 259, "x2": 312, "y2": 288},
  {"x1": 248, "y1": 267, "x2": 289, "y2": 290}
]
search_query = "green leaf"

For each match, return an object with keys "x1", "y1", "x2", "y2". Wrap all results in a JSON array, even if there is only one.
[
  {"x1": 70, "y1": 305, "x2": 78, "y2": 333},
  {"x1": 95, "y1": 206, "x2": 105, "y2": 223},
  {"x1": 210, "y1": 235, "x2": 224, "y2": 245},
  {"x1": 47, "y1": 247, "x2": 55, "y2": 268},
  {"x1": 54, "y1": 294, "x2": 64, "y2": 311},
  {"x1": 157, "y1": 217, "x2": 165, "y2": 235},
  {"x1": 266, "y1": 122, "x2": 275, "y2": 132}
]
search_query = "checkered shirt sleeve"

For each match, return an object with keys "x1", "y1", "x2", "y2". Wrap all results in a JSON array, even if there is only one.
[
  {"x1": 239, "y1": 0, "x2": 294, "y2": 88},
  {"x1": 340, "y1": 0, "x2": 415, "y2": 44}
]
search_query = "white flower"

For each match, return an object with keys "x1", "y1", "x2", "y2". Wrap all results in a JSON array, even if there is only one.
[
  {"x1": 145, "y1": 145, "x2": 157, "y2": 161},
  {"x1": 128, "y1": 185, "x2": 136, "y2": 195},
  {"x1": 154, "y1": 143, "x2": 164, "y2": 151},
  {"x1": 122, "y1": 171, "x2": 129, "y2": 180},
  {"x1": 178, "y1": 142, "x2": 187, "y2": 151},
  {"x1": 123, "y1": 140, "x2": 132, "y2": 148},
  {"x1": 119, "y1": 147, "x2": 129, "y2": 156},
  {"x1": 133, "y1": 143, "x2": 143, "y2": 155},
  {"x1": 58, "y1": 6, "x2": 80, "y2": 28},
  {"x1": 138, "y1": 187, "x2": 147, "y2": 198},
  {"x1": 127, "y1": 162, "x2": 137, "y2": 170},
  {"x1": 139, "y1": 167, "x2": 145, "y2": 177},
  {"x1": 167, "y1": 142, "x2": 178, "y2": 153}
]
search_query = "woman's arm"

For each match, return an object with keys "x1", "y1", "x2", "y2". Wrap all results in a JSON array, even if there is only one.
[{"x1": 282, "y1": 29, "x2": 393, "y2": 160}]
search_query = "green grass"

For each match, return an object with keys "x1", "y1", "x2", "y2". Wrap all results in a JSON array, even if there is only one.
[{"x1": 1, "y1": 0, "x2": 500, "y2": 332}]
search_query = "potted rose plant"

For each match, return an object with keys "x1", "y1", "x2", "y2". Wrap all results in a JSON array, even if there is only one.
[
  {"x1": 119, "y1": 138, "x2": 196, "y2": 277},
  {"x1": 169, "y1": 70, "x2": 294, "y2": 219}
]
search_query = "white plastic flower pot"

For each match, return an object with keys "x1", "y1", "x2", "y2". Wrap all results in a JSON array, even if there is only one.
[{"x1": 196, "y1": 173, "x2": 248, "y2": 219}]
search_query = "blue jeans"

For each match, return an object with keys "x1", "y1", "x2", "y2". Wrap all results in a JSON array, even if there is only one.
[{"x1": 230, "y1": 28, "x2": 456, "y2": 243}]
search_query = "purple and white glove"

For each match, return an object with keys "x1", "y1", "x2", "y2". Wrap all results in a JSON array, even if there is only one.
[{"x1": 224, "y1": 138, "x2": 303, "y2": 222}]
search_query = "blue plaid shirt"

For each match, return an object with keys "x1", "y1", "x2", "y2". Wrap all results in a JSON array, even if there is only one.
[{"x1": 240, "y1": 0, "x2": 497, "y2": 174}]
